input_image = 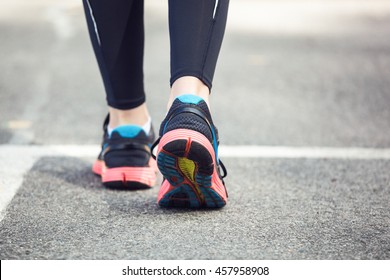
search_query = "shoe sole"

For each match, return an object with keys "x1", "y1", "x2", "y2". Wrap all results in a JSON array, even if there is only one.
[
  {"x1": 93, "y1": 158, "x2": 157, "y2": 190},
  {"x1": 156, "y1": 129, "x2": 227, "y2": 208},
  {"x1": 92, "y1": 159, "x2": 103, "y2": 176}
]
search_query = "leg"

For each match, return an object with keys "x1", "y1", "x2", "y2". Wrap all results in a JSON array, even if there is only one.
[
  {"x1": 83, "y1": 0, "x2": 149, "y2": 127},
  {"x1": 83, "y1": 0, "x2": 156, "y2": 189},
  {"x1": 156, "y1": 0, "x2": 230, "y2": 208},
  {"x1": 168, "y1": 0, "x2": 230, "y2": 108}
]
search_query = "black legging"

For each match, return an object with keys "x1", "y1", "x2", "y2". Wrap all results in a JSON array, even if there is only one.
[{"x1": 83, "y1": 0, "x2": 229, "y2": 110}]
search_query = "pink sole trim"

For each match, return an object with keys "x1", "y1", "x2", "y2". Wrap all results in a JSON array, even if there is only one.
[
  {"x1": 93, "y1": 158, "x2": 157, "y2": 187},
  {"x1": 157, "y1": 180, "x2": 172, "y2": 202},
  {"x1": 92, "y1": 159, "x2": 103, "y2": 176},
  {"x1": 156, "y1": 129, "x2": 227, "y2": 203}
]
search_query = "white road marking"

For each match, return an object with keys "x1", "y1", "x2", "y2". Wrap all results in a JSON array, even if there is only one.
[
  {"x1": 219, "y1": 145, "x2": 390, "y2": 159},
  {"x1": 1, "y1": 144, "x2": 390, "y2": 221},
  {"x1": 3, "y1": 145, "x2": 390, "y2": 159},
  {"x1": 0, "y1": 150, "x2": 37, "y2": 221}
]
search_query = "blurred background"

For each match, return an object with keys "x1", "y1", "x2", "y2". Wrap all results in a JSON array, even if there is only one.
[{"x1": 0, "y1": 0, "x2": 389, "y2": 147}]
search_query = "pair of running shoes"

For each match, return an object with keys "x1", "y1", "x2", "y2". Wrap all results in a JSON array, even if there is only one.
[{"x1": 92, "y1": 95, "x2": 228, "y2": 208}]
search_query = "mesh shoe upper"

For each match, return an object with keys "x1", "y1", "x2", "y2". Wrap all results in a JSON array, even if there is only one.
[
  {"x1": 159, "y1": 95, "x2": 219, "y2": 145},
  {"x1": 97, "y1": 115, "x2": 155, "y2": 169}
]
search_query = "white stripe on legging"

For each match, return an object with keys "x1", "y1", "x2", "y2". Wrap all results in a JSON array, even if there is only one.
[
  {"x1": 86, "y1": 0, "x2": 101, "y2": 45},
  {"x1": 213, "y1": 0, "x2": 219, "y2": 19}
]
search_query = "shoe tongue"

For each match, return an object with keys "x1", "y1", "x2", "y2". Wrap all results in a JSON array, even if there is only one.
[{"x1": 110, "y1": 125, "x2": 145, "y2": 139}]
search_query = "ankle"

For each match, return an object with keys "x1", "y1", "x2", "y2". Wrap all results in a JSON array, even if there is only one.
[
  {"x1": 108, "y1": 103, "x2": 150, "y2": 128},
  {"x1": 168, "y1": 76, "x2": 210, "y2": 110}
]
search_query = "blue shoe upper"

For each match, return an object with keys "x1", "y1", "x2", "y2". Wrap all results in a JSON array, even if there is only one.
[
  {"x1": 111, "y1": 125, "x2": 144, "y2": 138},
  {"x1": 177, "y1": 94, "x2": 203, "y2": 105}
]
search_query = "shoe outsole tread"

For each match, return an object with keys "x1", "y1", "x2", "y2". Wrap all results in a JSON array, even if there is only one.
[{"x1": 156, "y1": 129, "x2": 227, "y2": 208}]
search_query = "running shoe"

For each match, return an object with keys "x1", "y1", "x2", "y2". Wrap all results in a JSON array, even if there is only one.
[
  {"x1": 152, "y1": 94, "x2": 228, "y2": 208},
  {"x1": 93, "y1": 115, "x2": 157, "y2": 189}
]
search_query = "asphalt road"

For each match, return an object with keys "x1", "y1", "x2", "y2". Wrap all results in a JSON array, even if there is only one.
[{"x1": 0, "y1": 0, "x2": 389, "y2": 259}]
